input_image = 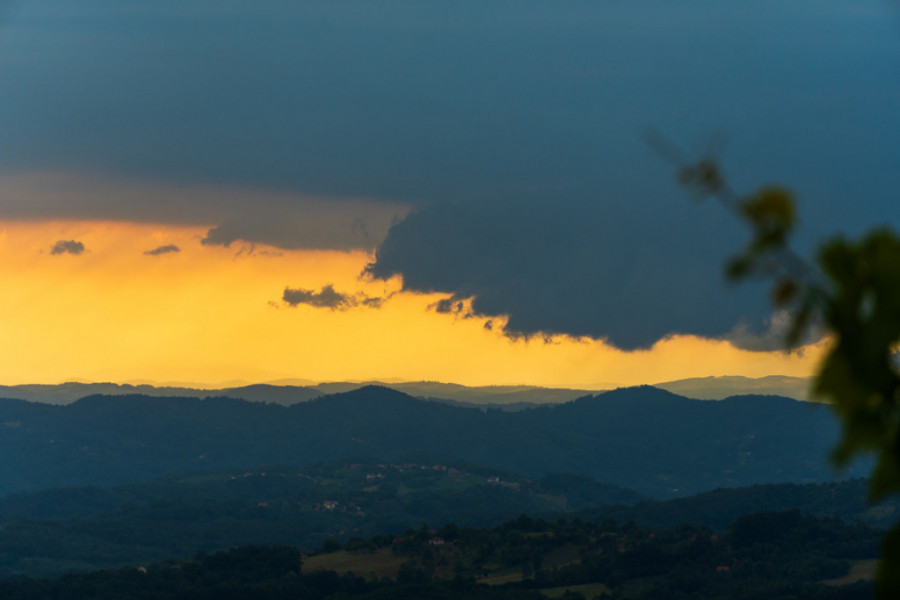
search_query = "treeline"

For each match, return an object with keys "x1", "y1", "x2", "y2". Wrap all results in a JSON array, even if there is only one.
[
  {"x1": 0, "y1": 510, "x2": 880, "y2": 600},
  {"x1": 0, "y1": 545, "x2": 544, "y2": 600},
  {"x1": 0, "y1": 459, "x2": 892, "y2": 580},
  {"x1": 576, "y1": 477, "x2": 898, "y2": 531},
  {"x1": 384, "y1": 511, "x2": 877, "y2": 599},
  {"x1": 0, "y1": 458, "x2": 639, "y2": 579}
]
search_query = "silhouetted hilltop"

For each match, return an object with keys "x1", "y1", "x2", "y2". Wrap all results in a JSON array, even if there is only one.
[{"x1": 0, "y1": 386, "x2": 864, "y2": 498}]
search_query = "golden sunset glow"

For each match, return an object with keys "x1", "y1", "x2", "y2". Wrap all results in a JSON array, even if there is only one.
[{"x1": 0, "y1": 220, "x2": 824, "y2": 388}]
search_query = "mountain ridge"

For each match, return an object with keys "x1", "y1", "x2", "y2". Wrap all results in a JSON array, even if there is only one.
[
  {"x1": 0, "y1": 386, "x2": 861, "y2": 499},
  {"x1": 0, "y1": 375, "x2": 813, "y2": 407}
]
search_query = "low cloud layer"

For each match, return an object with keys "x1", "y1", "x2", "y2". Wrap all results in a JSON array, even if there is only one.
[
  {"x1": 200, "y1": 199, "x2": 408, "y2": 252},
  {"x1": 282, "y1": 285, "x2": 385, "y2": 311},
  {"x1": 143, "y1": 244, "x2": 180, "y2": 256},
  {"x1": 0, "y1": 173, "x2": 407, "y2": 252},
  {"x1": 50, "y1": 240, "x2": 85, "y2": 256}
]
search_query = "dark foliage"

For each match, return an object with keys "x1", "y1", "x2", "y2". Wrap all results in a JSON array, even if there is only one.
[{"x1": 0, "y1": 510, "x2": 879, "y2": 600}]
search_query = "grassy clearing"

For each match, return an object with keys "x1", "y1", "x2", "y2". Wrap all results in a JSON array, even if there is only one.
[
  {"x1": 822, "y1": 559, "x2": 878, "y2": 586},
  {"x1": 303, "y1": 548, "x2": 407, "y2": 579},
  {"x1": 540, "y1": 582, "x2": 611, "y2": 598},
  {"x1": 542, "y1": 544, "x2": 582, "y2": 569},
  {"x1": 478, "y1": 570, "x2": 525, "y2": 586}
]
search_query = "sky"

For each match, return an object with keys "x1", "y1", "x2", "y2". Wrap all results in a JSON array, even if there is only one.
[{"x1": 0, "y1": 0, "x2": 897, "y2": 387}]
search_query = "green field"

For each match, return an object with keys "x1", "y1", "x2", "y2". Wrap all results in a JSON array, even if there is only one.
[
  {"x1": 822, "y1": 559, "x2": 877, "y2": 586},
  {"x1": 540, "y1": 582, "x2": 611, "y2": 598},
  {"x1": 304, "y1": 548, "x2": 408, "y2": 579}
]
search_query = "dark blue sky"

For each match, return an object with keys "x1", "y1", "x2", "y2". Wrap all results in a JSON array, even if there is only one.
[{"x1": 1, "y1": 0, "x2": 898, "y2": 348}]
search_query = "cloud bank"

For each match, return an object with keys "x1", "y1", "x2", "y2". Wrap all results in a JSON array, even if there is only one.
[{"x1": 1, "y1": 1, "x2": 897, "y2": 349}]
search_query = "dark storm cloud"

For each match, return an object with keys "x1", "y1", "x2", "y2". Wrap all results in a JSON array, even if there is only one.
[
  {"x1": 282, "y1": 285, "x2": 385, "y2": 311},
  {"x1": 199, "y1": 202, "x2": 406, "y2": 252},
  {"x1": 143, "y1": 244, "x2": 180, "y2": 256},
  {"x1": 1, "y1": 1, "x2": 896, "y2": 236},
  {"x1": 0, "y1": 174, "x2": 407, "y2": 251},
  {"x1": 50, "y1": 240, "x2": 85, "y2": 256},
  {"x1": 1, "y1": 1, "x2": 898, "y2": 346},
  {"x1": 367, "y1": 198, "x2": 778, "y2": 350}
]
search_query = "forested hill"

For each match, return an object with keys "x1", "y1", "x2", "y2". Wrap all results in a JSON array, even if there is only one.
[
  {"x1": 0, "y1": 511, "x2": 880, "y2": 600},
  {"x1": 0, "y1": 385, "x2": 861, "y2": 498}
]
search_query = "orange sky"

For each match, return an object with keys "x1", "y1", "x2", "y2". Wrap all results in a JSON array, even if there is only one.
[{"x1": 0, "y1": 219, "x2": 825, "y2": 388}]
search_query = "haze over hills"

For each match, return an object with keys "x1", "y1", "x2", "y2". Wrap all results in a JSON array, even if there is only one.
[
  {"x1": 0, "y1": 374, "x2": 811, "y2": 407},
  {"x1": 0, "y1": 381, "x2": 588, "y2": 407},
  {"x1": 653, "y1": 375, "x2": 813, "y2": 402},
  {"x1": 0, "y1": 382, "x2": 881, "y2": 594},
  {"x1": 0, "y1": 385, "x2": 863, "y2": 498}
]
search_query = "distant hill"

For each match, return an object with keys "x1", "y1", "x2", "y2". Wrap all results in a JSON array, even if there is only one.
[
  {"x1": 0, "y1": 458, "x2": 643, "y2": 579},
  {"x1": 0, "y1": 385, "x2": 866, "y2": 498},
  {"x1": 0, "y1": 380, "x2": 590, "y2": 408},
  {"x1": 654, "y1": 375, "x2": 813, "y2": 402},
  {"x1": 0, "y1": 461, "x2": 887, "y2": 581},
  {"x1": 575, "y1": 478, "x2": 899, "y2": 531},
  {"x1": 0, "y1": 376, "x2": 814, "y2": 407},
  {"x1": 0, "y1": 382, "x2": 323, "y2": 406},
  {"x1": 0, "y1": 509, "x2": 880, "y2": 600}
]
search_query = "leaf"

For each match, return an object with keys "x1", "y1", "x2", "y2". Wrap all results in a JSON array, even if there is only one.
[
  {"x1": 771, "y1": 278, "x2": 797, "y2": 306},
  {"x1": 878, "y1": 524, "x2": 900, "y2": 599},
  {"x1": 676, "y1": 159, "x2": 723, "y2": 195},
  {"x1": 725, "y1": 255, "x2": 754, "y2": 281},
  {"x1": 740, "y1": 186, "x2": 796, "y2": 249}
]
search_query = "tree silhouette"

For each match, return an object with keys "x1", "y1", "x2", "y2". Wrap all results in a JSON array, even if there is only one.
[{"x1": 658, "y1": 136, "x2": 900, "y2": 598}]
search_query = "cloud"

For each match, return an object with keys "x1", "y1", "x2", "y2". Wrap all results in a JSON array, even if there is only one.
[
  {"x1": 367, "y1": 198, "x2": 775, "y2": 350},
  {"x1": 283, "y1": 285, "x2": 350, "y2": 310},
  {"x1": 1, "y1": 1, "x2": 897, "y2": 350},
  {"x1": 725, "y1": 309, "x2": 825, "y2": 352},
  {"x1": 50, "y1": 240, "x2": 85, "y2": 255},
  {"x1": 200, "y1": 200, "x2": 408, "y2": 252},
  {"x1": 143, "y1": 244, "x2": 180, "y2": 256},
  {"x1": 282, "y1": 284, "x2": 386, "y2": 311},
  {"x1": 361, "y1": 296, "x2": 387, "y2": 309},
  {"x1": 0, "y1": 1, "x2": 895, "y2": 244},
  {"x1": 0, "y1": 173, "x2": 408, "y2": 252},
  {"x1": 434, "y1": 298, "x2": 467, "y2": 315}
]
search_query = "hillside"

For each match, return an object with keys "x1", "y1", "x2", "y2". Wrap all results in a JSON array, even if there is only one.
[
  {"x1": 0, "y1": 463, "x2": 887, "y2": 581},
  {"x1": 0, "y1": 458, "x2": 642, "y2": 579},
  {"x1": 654, "y1": 375, "x2": 812, "y2": 402},
  {"x1": 0, "y1": 380, "x2": 588, "y2": 408},
  {"x1": 0, "y1": 385, "x2": 865, "y2": 498},
  {"x1": 0, "y1": 376, "x2": 813, "y2": 407},
  {"x1": 0, "y1": 511, "x2": 880, "y2": 600},
  {"x1": 575, "y1": 478, "x2": 899, "y2": 532}
]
